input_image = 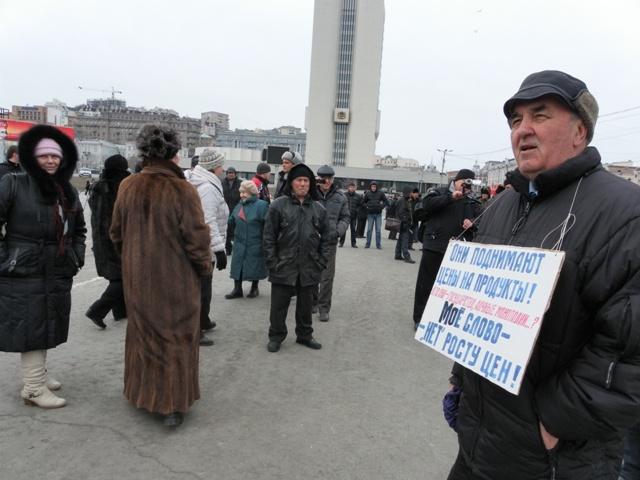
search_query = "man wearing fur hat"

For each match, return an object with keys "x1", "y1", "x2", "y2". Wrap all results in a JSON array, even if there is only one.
[
  {"x1": 185, "y1": 149, "x2": 229, "y2": 347},
  {"x1": 274, "y1": 150, "x2": 302, "y2": 199},
  {"x1": 263, "y1": 163, "x2": 330, "y2": 352},
  {"x1": 445, "y1": 71, "x2": 640, "y2": 480},
  {"x1": 413, "y1": 169, "x2": 481, "y2": 331}
]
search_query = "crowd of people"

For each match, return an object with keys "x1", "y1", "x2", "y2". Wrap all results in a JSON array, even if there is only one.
[{"x1": 1, "y1": 69, "x2": 640, "y2": 479}]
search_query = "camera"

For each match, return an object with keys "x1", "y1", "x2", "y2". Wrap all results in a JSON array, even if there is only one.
[{"x1": 462, "y1": 178, "x2": 473, "y2": 190}]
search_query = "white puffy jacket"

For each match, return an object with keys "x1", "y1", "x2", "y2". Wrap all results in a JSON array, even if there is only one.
[{"x1": 185, "y1": 165, "x2": 229, "y2": 254}]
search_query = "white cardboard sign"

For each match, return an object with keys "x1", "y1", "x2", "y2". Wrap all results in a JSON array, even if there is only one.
[{"x1": 415, "y1": 240, "x2": 565, "y2": 395}]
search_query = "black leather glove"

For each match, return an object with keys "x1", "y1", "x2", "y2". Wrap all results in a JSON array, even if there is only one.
[{"x1": 214, "y1": 251, "x2": 227, "y2": 270}]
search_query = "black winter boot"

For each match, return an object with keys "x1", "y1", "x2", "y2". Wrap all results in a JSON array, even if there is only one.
[
  {"x1": 247, "y1": 281, "x2": 259, "y2": 298},
  {"x1": 225, "y1": 281, "x2": 244, "y2": 299}
]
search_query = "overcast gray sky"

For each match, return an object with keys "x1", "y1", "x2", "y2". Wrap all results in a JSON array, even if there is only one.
[{"x1": 2, "y1": 0, "x2": 639, "y2": 170}]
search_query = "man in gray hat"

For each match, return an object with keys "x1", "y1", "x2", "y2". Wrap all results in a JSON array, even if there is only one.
[
  {"x1": 311, "y1": 165, "x2": 350, "y2": 322},
  {"x1": 274, "y1": 150, "x2": 302, "y2": 199},
  {"x1": 444, "y1": 71, "x2": 640, "y2": 480}
]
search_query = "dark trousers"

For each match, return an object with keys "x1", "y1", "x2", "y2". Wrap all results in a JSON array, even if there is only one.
[
  {"x1": 88, "y1": 279, "x2": 126, "y2": 320},
  {"x1": 269, "y1": 280, "x2": 314, "y2": 342},
  {"x1": 413, "y1": 249, "x2": 445, "y2": 324},
  {"x1": 340, "y1": 217, "x2": 358, "y2": 246},
  {"x1": 395, "y1": 226, "x2": 410, "y2": 259},
  {"x1": 356, "y1": 216, "x2": 367, "y2": 237},
  {"x1": 312, "y1": 246, "x2": 338, "y2": 313},
  {"x1": 226, "y1": 222, "x2": 235, "y2": 254},
  {"x1": 200, "y1": 273, "x2": 213, "y2": 330},
  {"x1": 621, "y1": 423, "x2": 640, "y2": 479}
]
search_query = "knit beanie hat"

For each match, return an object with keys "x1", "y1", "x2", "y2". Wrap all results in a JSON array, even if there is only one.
[
  {"x1": 281, "y1": 151, "x2": 303, "y2": 165},
  {"x1": 104, "y1": 154, "x2": 129, "y2": 171},
  {"x1": 454, "y1": 169, "x2": 475, "y2": 182},
  {"x1": 35, "y1": 138, "x2": 63, "y2": 158},
  {"x1": 198, "y1": 149, "x2": 224, "y2": 170},
  {"x1": 256, "y1": 162, "x2": 271, "y2": 174}
]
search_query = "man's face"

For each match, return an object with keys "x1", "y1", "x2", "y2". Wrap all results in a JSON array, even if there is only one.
[
  {"x1": 282, "y1": 159, "x2": 294, "y2": 173},
  {"x1": 370, "y1": 184, "x2": 377, "y2": 192},
  {"x1": 509, "y1": 97, "x2": 587, "y2": 180},
  {"x1": 348, "y1": 185, "x2": 356, "y2": 193},
  {"x1": 454, "y1": 179, "x2": 468, "y2": 192},
  {"x1": 291, "y1": 176, "x2": 310, "y2": 197},
  {"x1": 411, "y1": 191, "x2": 419, "y2": 200},
  {"x1": 318, "y1": 176, "x2": 333, "y2": 192},
  {"x1": 227, "y1": 171, "x2": 236, "y2": 181},
  {"x1": 9, "y1": 152, "x2": 19, "y2": 164}
]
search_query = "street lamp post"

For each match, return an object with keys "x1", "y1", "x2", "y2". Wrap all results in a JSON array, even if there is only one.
[{"x1": 437, "y1": 148, "x2": 453, "y2": 186}]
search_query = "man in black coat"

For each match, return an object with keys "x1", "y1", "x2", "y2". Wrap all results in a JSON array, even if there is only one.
[
  {"x1": 339, "y1": 182, "x2": 362, "y2": 248},
  {"x1": 363, "y1": 181, "x2": 387, "y2": 249},
  {"x1": 0, "y1": 145, "x2": 21, "y2": 180},
  {"x1": 446, "y1": 71, "x2": 640, "y2": 480},
  {"x1": 413, "y1": 169, "x2": 481, "y2": 329},
  {"x1": 222, "y1": 166, "x2": 242, "y2": 255},
  {"x1": 263, "y1": 163, "x2": 330, "y2": 353},
  {"x1": 312, "y1": 165, "x2": 350, "y2": 322},
  {"x1": 86, "y1": 154, "x2": 130, "y2": 329},
  {"x1": 394, "y1": 186, "x2": 417, "y2": 263}
]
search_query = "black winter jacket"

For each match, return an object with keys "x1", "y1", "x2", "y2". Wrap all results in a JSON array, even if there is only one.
[
  {"x1": 274, "y1": 171, "x2": 287, "y2": 199},
  {"x1": 223, "y1": 177, "x2": 242, "y2": 212},
  {"x1": 363, "y1": 189, "x2": 387, "y2": 214},
  {"x1": 0, "y1": 125, "x2": 86, "y2": 352},
  {"x1": 317, "y1": 185, "x2": 350, "y2": 246},
  {"x1": 345, "y1": 191, "x2": 363, "y2": 218},
  {"x1": 0, "y1": 160, "x2": 21, "y2": 180},
  {"x1": 415, "y1": 185, "x2": 481, "y2": 254},
  {"x1": 263, "y1": 195, "x2": 330, "y2": 287},
  {"x1": 88, "y1": 169, "x2": 130, "y2": 280},
  {"x1": 453, "y1": 147, "x2": 640, "y2": 480}
]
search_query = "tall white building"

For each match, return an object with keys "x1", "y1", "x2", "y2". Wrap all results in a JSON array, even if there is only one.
[{"x1": 305, "y1": 0, "x2": 385, "y2": 168}]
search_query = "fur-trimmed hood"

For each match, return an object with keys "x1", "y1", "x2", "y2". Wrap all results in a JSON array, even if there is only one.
[{"x1": 17, "y1": 124, "x2": 78, "y2": 203}]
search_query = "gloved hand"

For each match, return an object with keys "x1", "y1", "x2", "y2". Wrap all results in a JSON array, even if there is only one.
[
  {"x1": 214, "y1": 251, "x2": 227, "y2": 270},
  {"x1": 442, "y1": 386, "x2": 462, "y2": 430}
]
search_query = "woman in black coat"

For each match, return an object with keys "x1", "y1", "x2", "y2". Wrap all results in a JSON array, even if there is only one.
[
  {"x1": 86, "y1": 155, "x2": 130, "y2": 328},
  {"x1": 0, "y1": 125, "x2": 86, "y2": 409}
]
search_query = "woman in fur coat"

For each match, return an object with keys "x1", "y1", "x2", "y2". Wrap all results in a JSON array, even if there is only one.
[
  {"x1": 109, "y1": 125, "x2": 212, "y2": 428},
  {"x1": 86, "y1": 154, "x2": 130, "y2": 329},
  {"x1": 0, "y1": 124, "x2": 86, "y2": 409}
]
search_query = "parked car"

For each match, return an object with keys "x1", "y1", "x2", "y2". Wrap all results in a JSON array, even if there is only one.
[{"x1": 78, "y1": 168, "x2": 92, "y2": 177}]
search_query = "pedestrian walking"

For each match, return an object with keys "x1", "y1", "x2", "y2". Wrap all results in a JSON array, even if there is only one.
[
  {"x1": 263, "y1": 163, "x2": 329, "y2": 353},
  {"x1": 0, "y1": 124, "x2": 86, "y2": 409},
  {"x1": 86, "y1": 154, "x2": 130, "y2": 329},
  {"x1": 110, "y1": 125, "x2": 212, "y2": 428},
  {"x1": 393, "y1": 186, "x2": 416, "y2": 263},
  {"x1": 225, "y1": 180, "x2": 269, "y2": 299}
]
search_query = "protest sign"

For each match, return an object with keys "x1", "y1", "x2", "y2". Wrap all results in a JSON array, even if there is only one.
[{"x1": 414, "y1": 240, "x2": 565, "y2": 395}]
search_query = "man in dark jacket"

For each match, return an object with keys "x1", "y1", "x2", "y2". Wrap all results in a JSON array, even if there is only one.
[
  {"x1": 363, "y1": 181, "x2": 387, "y2": 249},
  {"x1": 263, "y1": 163, "x2": 330, "y2": 353},
  {"x1": 252, "y1": 162, "x2": 272, "y2": 204},
  {"x1": 446, "y1": 71, "x2": 640, "y2": 480},
  {"x1": 274, "y1": 151, "x2": 302, "y2": 199},
  {"x1": 0, "y1": 145, "x2": 21, "y2": 179},
  {"x1": 394, "y1": 186, "x2": 416, "y2": 263},
  {"x1": 86, "y1": 154, "x2": 130, "y2": 329},
  {"x1": 339, "y1": 182, "x2": 362, "y2": 248},
  {"x1": 413, "y1": 169, "x2": 481, "y2": 330},
  {"x1": 222, "y1": 166, "x2": 242, "y2": 255},
  {"x1": 312, "y1": 165, "x2": 350, "y2": 322}
]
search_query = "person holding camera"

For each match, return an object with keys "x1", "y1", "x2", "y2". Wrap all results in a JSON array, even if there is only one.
[{"x1": 411, "y1": 169, "x2": 481, "y2": 330}]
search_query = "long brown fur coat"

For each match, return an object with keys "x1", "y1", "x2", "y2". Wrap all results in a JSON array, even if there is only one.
[{"x1": 110, "y1": 163, "x2": 212, "y2": 414}]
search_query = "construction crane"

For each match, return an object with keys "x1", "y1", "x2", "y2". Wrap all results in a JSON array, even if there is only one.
[{"x1": 77, "y1": 85, "x2": 123, "y2": 100}]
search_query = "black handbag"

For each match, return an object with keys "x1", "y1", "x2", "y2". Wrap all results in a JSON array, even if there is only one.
[{"x1": 384, "y1": 217, "x2": 401, "y2": 232}]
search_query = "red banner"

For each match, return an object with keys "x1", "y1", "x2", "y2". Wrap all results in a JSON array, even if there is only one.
[{"x1": 0, "y1": 119, "x2": 75, "y2": 141}]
